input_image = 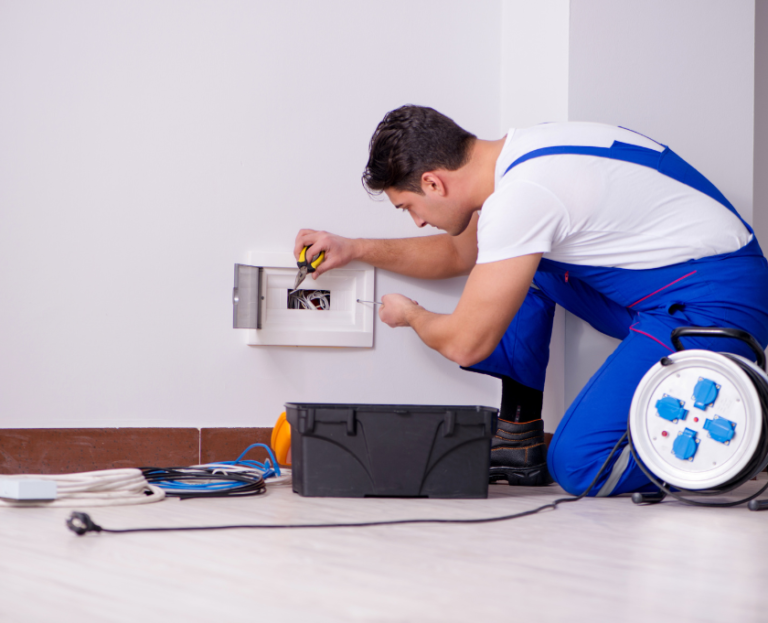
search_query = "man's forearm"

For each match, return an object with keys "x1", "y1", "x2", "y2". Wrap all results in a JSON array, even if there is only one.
[
  {"x1": 378, "y1": 254, "x2": 541, "y2": 368},
  {"x1": 295, "y1": 215, "x2": 478, "y2": 280},
  {"x1": 400, "y1": 304, "x2": 485, "y2": 367},
  {"x1": 353, "y1": 235, "x2": 472, "y2": 280}
]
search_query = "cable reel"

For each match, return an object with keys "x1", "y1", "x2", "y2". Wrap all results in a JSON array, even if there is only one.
[{"x1": 628, "y1": 327, "x2": 768, "y2": 509}]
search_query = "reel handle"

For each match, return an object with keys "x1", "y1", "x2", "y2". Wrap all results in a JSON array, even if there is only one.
[
  {"x1": 748, "y1": 499, "x2": 768, "y2": 512},
  {"x1": 671, "y1": 326, "x2": 766, "y2": 371}
]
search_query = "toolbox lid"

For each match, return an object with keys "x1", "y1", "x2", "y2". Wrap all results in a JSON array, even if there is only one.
[{"x1": 285, "y1": 403, "x2": 497, "y2": 437}]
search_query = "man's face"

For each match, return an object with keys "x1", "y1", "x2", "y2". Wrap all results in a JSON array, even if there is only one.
[{"x1": 384, "y1": 185, "x2": 472, "y2": 236}]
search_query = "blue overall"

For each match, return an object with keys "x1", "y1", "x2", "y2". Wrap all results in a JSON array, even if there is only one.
[{"x1": 468, "y1": 140, "x2": 768, "y2": 496}]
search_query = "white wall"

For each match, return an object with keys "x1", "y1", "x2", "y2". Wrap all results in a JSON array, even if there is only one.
[
  {"x1": 565, "y1": 0, "x2": 757, "y2": 405},
  {"x1": 755, "y1": 0, "x2": 768, "y2": 247},
  {"x1": 1, "y1": 0, "x2": 758, "y2": 432},
  {"x1": 0, "y1": 0, "x2": 505, "y2": 428}
]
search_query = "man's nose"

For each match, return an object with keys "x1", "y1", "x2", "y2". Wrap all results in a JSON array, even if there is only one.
[{"x1": 410, "y1": 213, "x2": 427, "y2": 228}]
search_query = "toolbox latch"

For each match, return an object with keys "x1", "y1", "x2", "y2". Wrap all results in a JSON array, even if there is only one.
[
  {"x1": 443, "y1": 410, "x2": 456, "y2": 437},
  {"x1": 483, "y1": 411, "x2": 494, "y2": 437},
  {"x1": 345, "y1": 409, "x2": 356, "y2": 436},
  {"x1": 298, "y1": 409, "x2": 316, "y2": 434}
]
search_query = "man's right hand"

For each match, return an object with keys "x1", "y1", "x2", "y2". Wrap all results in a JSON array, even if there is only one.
[{"x1": 294, "y1": 229, "x2": 359, "y2": 279}]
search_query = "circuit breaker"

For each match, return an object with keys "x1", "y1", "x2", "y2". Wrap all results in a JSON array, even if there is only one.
[{"x1": 233, "y1": 251, "x2": 375, "y2": 347}]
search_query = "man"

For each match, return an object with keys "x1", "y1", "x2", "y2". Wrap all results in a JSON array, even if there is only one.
[{"x1": 294, "y1": 105, "x2": 768, "y2": 496}]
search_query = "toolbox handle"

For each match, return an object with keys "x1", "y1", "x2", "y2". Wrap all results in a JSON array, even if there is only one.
[{"x1": 671, "y1": 326, "x2": 766, "y2": 371}]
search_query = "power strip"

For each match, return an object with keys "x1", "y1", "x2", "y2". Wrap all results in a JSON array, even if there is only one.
[{"x1": 0, "y1": 479, "x2": 57, "y2": 500}]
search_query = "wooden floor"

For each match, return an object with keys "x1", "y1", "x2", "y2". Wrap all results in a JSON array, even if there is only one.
[{"x1": 2, "y1": 476, "x2": 768, "y2": 622}]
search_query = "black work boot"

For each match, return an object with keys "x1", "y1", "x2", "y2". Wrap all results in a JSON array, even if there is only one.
[
  {"x1": 489, "y1": 376, "x2": 553, "y2": 486},
  {"x1": 490, "y1": 418, "x2": 553, "y2": 486}
]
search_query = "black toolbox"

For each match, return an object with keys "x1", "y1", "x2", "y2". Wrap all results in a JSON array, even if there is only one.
[{"x1": 285, "y1": 403, "x2": 497, "y2": 498}]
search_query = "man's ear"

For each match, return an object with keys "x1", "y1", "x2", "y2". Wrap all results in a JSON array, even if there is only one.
[{"x1": 421, "y1": 171, "x2": 447, "y2": 197}]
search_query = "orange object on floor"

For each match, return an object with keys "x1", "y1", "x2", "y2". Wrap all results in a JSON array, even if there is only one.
[{"x1": 270, "y1": 411, "x2": 292, "y2": 466}]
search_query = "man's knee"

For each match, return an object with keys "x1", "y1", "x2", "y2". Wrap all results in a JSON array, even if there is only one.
[
  {"x1": 547, "y1": 439, "x2": 595, "y2": 496},
  {"x1": 547, "y1": 432, "x2": 616, "y2": 497}
]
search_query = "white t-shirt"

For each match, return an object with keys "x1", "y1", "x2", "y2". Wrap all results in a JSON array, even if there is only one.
[{"x1": 476, "y1": 122, "x2": 752, "y2": 269}]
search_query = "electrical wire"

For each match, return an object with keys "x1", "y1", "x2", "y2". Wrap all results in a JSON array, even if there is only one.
[
  {"x1": 141, "y1": 444, "x2": 284, "y2": 499},
  {"x1": 1, "y1": 444, "x2": 287, "y2": 508},
  {"x1": 66, "y1": 434, "x2": 629, "y2": 535},
  {"x1": 0, "y1": 469, "x2": 165, "y2": 508},
  {"x1": 288, "y1": 289, "x2": 330, "y2": 310},
  {"x1": 628, "y1": 353, "x2": 768, "y2": 508},
  {"x1": 141, "y1": 467, "x2": 266, "y2": 500}
]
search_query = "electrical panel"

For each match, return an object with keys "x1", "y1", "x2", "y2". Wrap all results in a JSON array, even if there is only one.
[{"x1": 233, "y1": 251, "x2": 375, "y2": 347}]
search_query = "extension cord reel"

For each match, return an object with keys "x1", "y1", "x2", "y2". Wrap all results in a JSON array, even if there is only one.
[{"x1": 629, "y1": 327, "x2": 768, "y2": 507}]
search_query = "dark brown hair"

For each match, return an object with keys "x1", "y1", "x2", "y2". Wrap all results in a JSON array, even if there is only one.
[{"x1": 362, "y1": 105, "x2": 476, "y2": 195}]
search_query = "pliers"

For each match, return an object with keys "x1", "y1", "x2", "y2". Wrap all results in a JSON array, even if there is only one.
[{"x1": 294, "y1": 246, "x2": 326, "y2": 289}]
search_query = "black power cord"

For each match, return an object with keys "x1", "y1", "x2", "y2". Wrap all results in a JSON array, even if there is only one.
[
  {"x1": 67, "y1": 338, "x2": 768, "y2": 537},
  {"x1": 65, "y1": 344, "x2": 768, "y2": 535},
  {"x1": 66, "y1": 432, "x2": 629, "y2": 536}
]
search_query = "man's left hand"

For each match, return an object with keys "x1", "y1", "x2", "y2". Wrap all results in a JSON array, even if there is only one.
[{"x1": 379, "y1": 294, "x2": 420, "y2": 328}]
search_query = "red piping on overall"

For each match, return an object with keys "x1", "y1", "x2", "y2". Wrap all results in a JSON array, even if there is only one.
[
  {"x1": 628, "y1": 270, "x2": 697, "y2": 308},
  {"x1": 629, "y1": 323, "x2": 674, "y2": 352}
]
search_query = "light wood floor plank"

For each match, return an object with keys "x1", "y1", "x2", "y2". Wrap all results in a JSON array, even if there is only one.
[{"x1": 2, "y1": 478, "x2": 768, "y2": 622}]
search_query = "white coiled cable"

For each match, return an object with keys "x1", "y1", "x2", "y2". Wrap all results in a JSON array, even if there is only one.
[{"x1": 0, "y1": 469, "x2": 165, "y2": 507}]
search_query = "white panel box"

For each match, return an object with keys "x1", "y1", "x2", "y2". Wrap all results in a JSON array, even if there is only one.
[{"x1": 238, "y1": 251, "x2": 375, "y2": 347}]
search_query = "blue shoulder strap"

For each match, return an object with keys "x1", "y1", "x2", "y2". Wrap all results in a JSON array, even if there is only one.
[{"x1": 503, "y1": 140, "x2": 752, "y2": 234}]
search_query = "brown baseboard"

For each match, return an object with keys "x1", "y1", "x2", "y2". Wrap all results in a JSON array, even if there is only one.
[
  {"x1": 0, "y1": 427, "x2": 273, "y2": 475},
  {"x1": 0, "y1": 428, "x2": 554, "y2": 475},
  {"x1": 201, "y1": 427, "x2": 273, "y2": 464}
]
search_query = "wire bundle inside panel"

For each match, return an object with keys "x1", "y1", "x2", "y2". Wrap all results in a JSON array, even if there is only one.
[{"x1": 287, "y1": 289, "x2": 331, "y2": 310}]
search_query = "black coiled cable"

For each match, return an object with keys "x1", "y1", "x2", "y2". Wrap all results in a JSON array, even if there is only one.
[{"x1": 140, "y1": 466, "x2": 267, "y2": 500}]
